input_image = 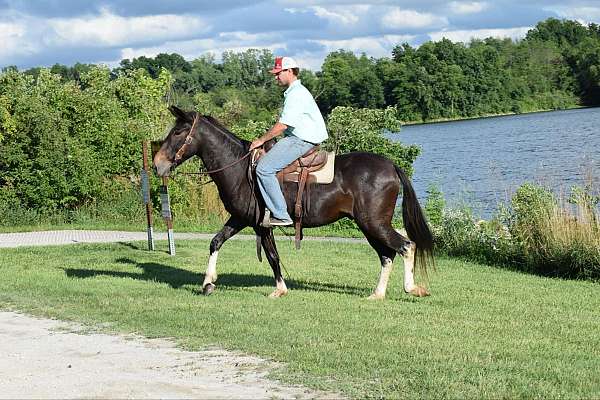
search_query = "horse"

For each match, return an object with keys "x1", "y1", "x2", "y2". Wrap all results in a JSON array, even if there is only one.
[{"x1": 153, "y1": 106, "x2": 434, "y2": 299}]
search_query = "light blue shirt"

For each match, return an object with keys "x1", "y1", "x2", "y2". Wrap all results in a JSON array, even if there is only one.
[{"x1": 279, "y1": 80, "x2": 328, "y2": 144}]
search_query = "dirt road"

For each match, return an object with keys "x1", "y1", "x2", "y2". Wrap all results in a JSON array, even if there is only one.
[{"x1": 0, "y1": 311, "x2": 338, "y2": 399}]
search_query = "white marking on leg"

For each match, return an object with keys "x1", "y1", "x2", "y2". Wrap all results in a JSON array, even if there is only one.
[
  {"x1": 202, "y1": 251, "x2": 219, "y2": 288},
  {"x1": 276, "y1": 279, "x2": 287, "y2": 293},
  {"x1": 403, "y1": 241, "x2": 417, "y2": 293},
  {"x1": 369, "y1": 257, "x2": 393, "y2": 300},
  {"x1": 269, "y1": 278, "x2": 288, "y2": 298}
]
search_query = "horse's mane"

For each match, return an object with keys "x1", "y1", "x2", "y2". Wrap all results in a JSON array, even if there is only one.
[{"x1": 200, "y1": 114, "x2": 249, "y2": 147}]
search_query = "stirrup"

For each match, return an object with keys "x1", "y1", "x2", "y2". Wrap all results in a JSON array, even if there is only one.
[{"x1": 261, "y1": 209, "x2": 271, "y2": 227}]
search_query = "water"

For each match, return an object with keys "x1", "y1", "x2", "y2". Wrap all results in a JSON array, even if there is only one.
[{"x1": 390, "y1": 107, "x2": 600, "y2": 218}]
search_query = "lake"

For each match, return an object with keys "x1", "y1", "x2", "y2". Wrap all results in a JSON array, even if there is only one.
[{"x1": 390, "y1": 107, "x2": 600, "y2": 218}]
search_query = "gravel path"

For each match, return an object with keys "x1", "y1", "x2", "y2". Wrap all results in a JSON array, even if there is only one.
[
  {"x1": 0, "y1": 229, "x2": 364, "y2": 248},
  {"x1": 0, "y1": 311, "x2": 339, "y2": 399}
]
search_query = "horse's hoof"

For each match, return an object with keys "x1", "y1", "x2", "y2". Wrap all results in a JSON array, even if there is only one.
[
  {"x1": 367, "y1": 293, "x2": 385, "y2": 300},
  {"x1": 268, "y1": 289, "x2": 288, "y2": 298},
  {"x1": 399, "y1": 242, "x2": 411, "y2": 256},
  {"x1": 203, "y1": 283, "x2": 216, "y2": 296},
  {"x1": 409, "y1": 286, "x2": 430, "y2": 297}
]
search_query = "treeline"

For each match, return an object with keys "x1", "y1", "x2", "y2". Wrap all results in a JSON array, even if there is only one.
[{"x1": 8, "y1": 18, "x2": 600, "y2": 123}]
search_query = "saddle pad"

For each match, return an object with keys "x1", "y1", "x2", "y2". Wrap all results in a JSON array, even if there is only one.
[{"x1": 287, "y1": 151, "x2": 335, "y2": 184}]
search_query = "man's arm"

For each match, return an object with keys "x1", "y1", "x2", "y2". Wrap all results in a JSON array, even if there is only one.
[{"x1": 249, "y1": 122, "x2": 288, "y2": 150}]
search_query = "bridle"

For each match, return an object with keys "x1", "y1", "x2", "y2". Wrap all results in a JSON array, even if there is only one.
[
  {"x1": 171, "y1": 113, "x2": 252, "y2": 175},
  {"x1": 173, "y1": 113, "x2": 200, "y2": 166}
]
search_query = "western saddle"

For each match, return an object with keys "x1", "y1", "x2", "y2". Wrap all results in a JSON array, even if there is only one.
[{"x1": 252, "y1": 141, "x2": 335, "y2": 249}]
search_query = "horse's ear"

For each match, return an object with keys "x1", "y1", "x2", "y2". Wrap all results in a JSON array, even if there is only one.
[{"x1": 169, "y1": 105, "x2": 190, "y2": 121}]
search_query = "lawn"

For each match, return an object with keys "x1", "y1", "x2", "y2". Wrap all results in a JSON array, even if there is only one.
[{"x1": 0, "y1": 238, "x2": 598, "y2": 399}]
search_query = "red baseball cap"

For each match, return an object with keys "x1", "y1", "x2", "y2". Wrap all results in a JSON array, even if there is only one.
[{"x1": 270, "y1": 56, "x2": 299, "y2": 74}]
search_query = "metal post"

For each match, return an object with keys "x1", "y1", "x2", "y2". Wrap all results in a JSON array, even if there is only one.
[
  {"x1": 160, "y1": 176, "x2": 176, "y2": 256},
  {"x1": 141, "y1": 141, "x2": 155, "y2": 251}
]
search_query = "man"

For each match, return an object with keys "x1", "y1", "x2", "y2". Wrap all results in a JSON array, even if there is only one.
[{"x1": 249, "y1": 56, "x2": 328, "y2": 226}]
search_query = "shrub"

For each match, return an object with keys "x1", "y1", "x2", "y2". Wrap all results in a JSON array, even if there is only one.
[
  {"x1": 424, "y1": 184, "x2": 445, "y2": 226},
  {"x1": 0, "y1": 66, "x2": 172, "y2": 220},
  {"x1": 434, "y1": 183, "x2": 600, "y2": 281}
]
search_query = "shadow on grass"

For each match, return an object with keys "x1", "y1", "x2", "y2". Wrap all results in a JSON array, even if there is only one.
[
  {"x1": 115, "y1": 241, "x2": 177, "y2": 254},
  {"x1": 63, "y1": 257, "x2": 369, "y2": 296},
  {"x1": 64, "y1": 258, "x2": 200, "y2": 289}
]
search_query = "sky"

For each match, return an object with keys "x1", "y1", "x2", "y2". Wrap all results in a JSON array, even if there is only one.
[{"x1": 2, "y1": 0, "x2": 600, "y2": 72}]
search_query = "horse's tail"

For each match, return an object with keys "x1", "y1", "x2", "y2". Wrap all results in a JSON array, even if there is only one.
[{"x1": 395, "y1": 165, "x2": 435, "y2": 278}]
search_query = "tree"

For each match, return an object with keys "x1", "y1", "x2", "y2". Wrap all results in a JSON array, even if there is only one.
[
  {"x1": 0, "y1": 66, "x2": 171, "y2": 211},
  {"x1": 221, "y1": 49, "x2": 275, "y2": 89},
  {"x1": 526, "y1": 18, "x2": 590, "y2": 49},
  {"x1": 188, "y1": 54, "x2": 226, "y2": 92},
  {"x1": 117, "y1": 53, "x2": 191, "y2": 79},
  {"x1": 318, "y1": 50, "x2": 384, "y2": 113},
  {"x1": 572, "y1": 37, "x2": 600, "y2": 104}
]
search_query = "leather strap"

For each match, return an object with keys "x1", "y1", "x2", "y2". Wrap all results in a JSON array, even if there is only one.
[{"x1": 294, "y1": 167, "x2": 310, "y2": 249}]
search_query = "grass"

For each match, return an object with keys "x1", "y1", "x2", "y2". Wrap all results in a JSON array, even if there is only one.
[{"x1": 1, "y1": 239, "x2": 599, "y2": 399}]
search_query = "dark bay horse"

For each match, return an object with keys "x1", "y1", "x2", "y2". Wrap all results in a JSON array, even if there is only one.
[{"x1": 154, "y1": 106, "x2": 434, "y2": 299}]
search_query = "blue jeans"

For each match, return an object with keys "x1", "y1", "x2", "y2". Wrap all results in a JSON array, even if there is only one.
[{"x1": 256, "y1": 135, "x2": 316, "y2": 220}]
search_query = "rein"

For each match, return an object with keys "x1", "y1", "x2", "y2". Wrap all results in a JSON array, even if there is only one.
[{"x1": 175, "y1": 152, "x2": 251, "y2": 176}]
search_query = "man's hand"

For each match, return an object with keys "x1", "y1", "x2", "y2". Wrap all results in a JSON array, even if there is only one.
[
  {"x1": 249, "y1": 138, "x2": 264, "y2": 151},
  {"x1": 249, "y1": 122, "x2": 288, "y2": 151}
]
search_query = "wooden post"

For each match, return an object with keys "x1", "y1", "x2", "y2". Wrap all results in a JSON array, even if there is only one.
[
  {"x1": 160, "y1": 176, "x2": 176, "y2": 256},
  {"x1": 141, "y1": 141, "x2": 155, "y2": 251}
]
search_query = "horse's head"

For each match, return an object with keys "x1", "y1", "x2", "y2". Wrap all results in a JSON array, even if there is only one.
[{"x1": 153, "y1": 105, "x2": 201, "y2": 177}]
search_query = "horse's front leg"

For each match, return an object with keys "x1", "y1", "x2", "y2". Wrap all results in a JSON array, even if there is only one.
[
  {"x1": 254, "y1": 227, "x2": 287, "y2": 298},
  {"x1": 203, "y1": 216, "x2": 247, "y2": 295}
]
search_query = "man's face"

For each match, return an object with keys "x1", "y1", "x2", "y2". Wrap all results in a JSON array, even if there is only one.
[{"x1": 274, "y1": 69, "x2": 294, "y2": 86}]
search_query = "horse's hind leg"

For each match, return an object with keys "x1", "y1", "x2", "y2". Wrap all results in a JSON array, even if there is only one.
[
  {"x1": 400, "y1": 238, "x2": 429, "y2": 297},
  {"x1": 202, "y1": 216, "x2": 246, "y2": 295},
  {"x1": 361, "y1": 224, "x2": 429, "y2": 298}
]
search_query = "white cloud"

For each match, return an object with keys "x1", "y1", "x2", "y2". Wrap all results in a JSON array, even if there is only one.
[
  {"x1": 218, "y1": 31, "x2": 273, "y2": 42},
  {"x1": 382, "y1": 9, "x2": 448, "y2": 29},
  {"x1": 120, "y1": 35, "x2": 285, "y2": 64},
  {"x1": 312, "y1": 34, "x2": 415, "y2": 58},
  {"x1": 310, "y1": 5, "x2": 370, "y2": 25},
  {"x1": 284, "y1": 8, "x2": 308, "y2": 14},
  {"x1": 449, "y1": 1, "x2": 488, "y2": 15},
  {"x1": 0, "y1": 21, "x2": 40, "y2": 59},
  {"x1": 543, "y1": 6, "x2": 600, "y2": 24},
  {"x1": 428, "y1": 26, "x2": 531, "y2": 43},
  {"x1": 47, "y1": 7, "x2": 210, "y2": 47},
  {"x1": 293, "y1": 51, "x2": 329, "y2": 72}
]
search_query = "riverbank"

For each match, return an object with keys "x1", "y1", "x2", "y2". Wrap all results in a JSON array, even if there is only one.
[{"x1": 400, "y1": 105, "x2": 590, "y2": 126}]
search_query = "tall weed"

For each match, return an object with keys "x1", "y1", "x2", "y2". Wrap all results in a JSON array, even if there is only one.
[{"x1": 432, "y1": 182, "x2": 600, "y2": 281}]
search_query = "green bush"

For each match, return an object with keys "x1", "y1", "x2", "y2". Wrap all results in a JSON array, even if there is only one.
[
  {"x1": 0, "y1": 66, "x2": 171, "y2": 221},
  {"x1": 433, "y1": 183, "x2": 600, "y2": 281},
  {"x1": 424, "y1": 184, "x2": 445, "y2": 226}
]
